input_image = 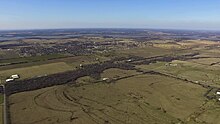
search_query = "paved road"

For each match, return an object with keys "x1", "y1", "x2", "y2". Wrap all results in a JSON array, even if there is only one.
[{"x1": 1, "y1": 85, "x2": 7, "y2": 124}]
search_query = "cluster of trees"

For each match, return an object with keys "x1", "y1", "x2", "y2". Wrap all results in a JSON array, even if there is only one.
[
  {"x1": 5, "y1": 53, "x2": 201, "y2": 96},
  {"x1": 133, "y1": 53, "x2": 199, "y2": 65},
  {"x1": 5, "y1": 61, "x2": 134, "y2": 96}
]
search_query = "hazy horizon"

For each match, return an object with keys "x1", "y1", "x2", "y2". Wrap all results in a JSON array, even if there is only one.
[{"x1": 1, "y1": 0, "x2": 220, "y2": 30}]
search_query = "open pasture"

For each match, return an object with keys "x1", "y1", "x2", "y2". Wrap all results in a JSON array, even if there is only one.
[
  {"x1": 9, "y1": 70, "x2": 211, "y2": 124},
  {"x1": 0, "y1": 62, "x2": 73, "y2": 80}
]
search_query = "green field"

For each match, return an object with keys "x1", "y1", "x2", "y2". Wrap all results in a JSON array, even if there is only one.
[
  {"x1": 6, "y1": 40, "x2": 220, "y2": 124},
  {"x1": 0, "y1": 54, "x2": 108, "y2": 81},
  {"x1": 0, "y1": 62, "x2": 73, "y2": 80},
  {"x1": 9, "y1": 71, "x2": 211, "y2": 124}
]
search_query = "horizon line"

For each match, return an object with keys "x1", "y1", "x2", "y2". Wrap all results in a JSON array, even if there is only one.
[{"x1": 0, "y1": 27, "x2": 220, "y2": 32}]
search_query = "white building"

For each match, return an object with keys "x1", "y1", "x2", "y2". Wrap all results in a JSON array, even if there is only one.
[
  {"x1": 102, "y1": 78, "x2": 109, "y2": 81},
  {"x1": 216, "y1": 91, "x2": 220, "y2": 95},
  {"x1": 11, "y1": 74, "x2": 20, "y2": 79},
  {"x1": 127, "y1": 59, "x2": 132, "y2": 62},
  {"x1": 6, "y1": 79, "x2": 14, "y2": 82}
]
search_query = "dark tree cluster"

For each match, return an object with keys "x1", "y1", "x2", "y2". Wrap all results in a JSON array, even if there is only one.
[{"x1": 5, "y1": 60, "x2": 135, "y2": 96}]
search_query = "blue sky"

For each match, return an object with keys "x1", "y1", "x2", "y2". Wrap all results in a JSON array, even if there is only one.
[{"x1": 0, "y1": 0, "x2": 220, "y2": 30}]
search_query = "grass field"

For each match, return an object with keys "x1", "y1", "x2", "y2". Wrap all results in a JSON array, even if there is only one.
[
  {"x1": 9, "y1": 69, "x2": 212, "y2": 124},
  {"x1": 136, "y1": 51, "x2": 220, "y2": 87},
  {"x1": 0, "y1": 54, "x2": 66, "y2": 65},
  {"x1": 0, "y1": 62, "x2": 73, "y2": 80},
  {"x1": 118, "y1": 46, "x2": 172, "y2": 58},
  {"x1": 0, "y1": 54, "x2": 108, "y2": 81},
  {"x1": 6, "y1": 40, "x2": 220, "y2": 124}
]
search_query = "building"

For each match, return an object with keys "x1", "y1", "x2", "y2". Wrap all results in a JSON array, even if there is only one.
[
  {"x1": 217, "y1": 91, "x2": 220, "y2": 95},
  {"x1": 102, "y1": 78, "x2": 109, "y2": 81},
  {"x1": 5, "y1": 79, "x2": 14, "y2": 82},
  {"x1": 5, "y1": 74, "x2": 20, "y2": 83},
  {"x1": 11, "y1": 74, "x2": 20, "y2": 79},
  {"x1": 127, "y1": 59, "x2": 132, "y2": 62},
  {"x1": 80, "y1": 64, "x2": 83, "y2": 68}
]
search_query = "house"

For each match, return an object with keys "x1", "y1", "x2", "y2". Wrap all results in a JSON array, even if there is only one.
[
  {"x1": 5, "y1": 74, "x2": 20, "y2": 83},
  {"x1": 102, "y1": 78, "x2": 109, "y2": 81},
  {"x1": 6, "y1": 79, "x2": 14, "y2": 82},
  {"x1": 216, "y1": 91, "x2": 220, "y2": 95},
  {"x1": 218, "y1": 98, "x2": 220, "y2": 101},
  {"x1": 127, "y1": 59, "x2": 132, "y2": 62},
  {"x1": 11, "y1": 74, "x2": 20, "y2": 79}
]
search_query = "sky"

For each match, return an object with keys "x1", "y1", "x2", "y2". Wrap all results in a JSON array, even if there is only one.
[{"x1": 0, "y1": 0, "x2": 220, "y2": 30}]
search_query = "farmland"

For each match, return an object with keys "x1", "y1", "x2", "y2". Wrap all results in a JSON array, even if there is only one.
[
  {"x1": 7, "y1": 40, "x2": 220, "y2": 124},
  {"x1": 0, "y1": 62, "x2": 73, "y2": 80},
  {"x1": 8, "y1": 68, "x2": 218, "y2": 124},
  {"x1": 1, "y1": 29, "x2": 220, "y2": 124},
  {"x1": 8, "y1": 73, "x2": 205, "y2": 124}
]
